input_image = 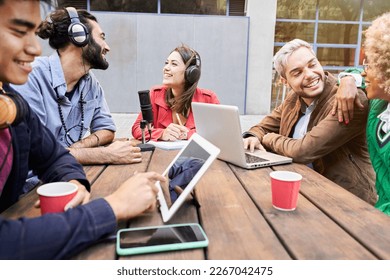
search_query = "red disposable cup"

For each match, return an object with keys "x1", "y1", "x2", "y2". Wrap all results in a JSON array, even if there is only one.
[
  {"x1": 37, "y1": 182, "x2": 78, "y2": 215},
  {"x1": 270, "y1": 171, "x2": 302, "y2": 211}
]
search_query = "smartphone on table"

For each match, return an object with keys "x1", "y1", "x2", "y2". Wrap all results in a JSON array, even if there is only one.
[{"x1": 116, "y1": 223, "x2": 208, "y2": 256}]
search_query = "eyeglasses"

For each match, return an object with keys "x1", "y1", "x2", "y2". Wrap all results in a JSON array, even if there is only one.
[{"x1": 362, "y1": 59, "x2": 370, "y2": 72}]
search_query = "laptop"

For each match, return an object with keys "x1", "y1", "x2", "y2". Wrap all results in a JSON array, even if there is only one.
[
  {"x1": 192, "y1": 102, "x2": 292, "y2": 169},
  {"x1": 156, "y1": 133, "x2": 220, "y2": 222}
]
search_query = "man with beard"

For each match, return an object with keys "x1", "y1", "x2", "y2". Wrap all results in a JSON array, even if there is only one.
[
  {"x1": 10, "y1": 7, "x2": 142, "y2": 169},
  {"x1": 243, "y1": 39, "x2": 377, "y2": 205},
  {"x1": 0, "y1": 0, "x2": 163, "y2": 259}
]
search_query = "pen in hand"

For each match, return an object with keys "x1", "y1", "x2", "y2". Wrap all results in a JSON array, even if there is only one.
[
  {"x1": 176, "y1": 113, "x2": 183, "y2": 126},
  {"x1": 176, "y1": 113, "x2": 187, "y2": 139}
]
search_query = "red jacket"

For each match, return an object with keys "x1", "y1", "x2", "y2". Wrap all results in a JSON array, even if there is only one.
[{"x1": 132, "y1": 86, "x2": 220, "y2": 141}]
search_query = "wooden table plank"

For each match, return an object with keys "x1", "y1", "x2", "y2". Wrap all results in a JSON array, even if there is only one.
[
  {"x1": 122, "y1": 148, "x2": 204, "y2": 260},
  {"x1": 88, "y1": 151, "x2": 152, "y2": 200},
  {"x1": 231, "y1": 164, "x2": 376, "y2": 259},
  {"x1": 73, "y1": 151, "x2": 153, "y2": 260},
  {"x1": 1, "y1": 190, "x2": 40, "y2": 219},
  {"x1": 273, "y1": 163, "x2": 390, "y2": 260},
  {"x1": 7, "y1": 147, "x2": 390, "y2": 260},
  {"x1": 83, "y1": 165, "x2": 106, "y2": 185},
  {"x1": 196, "y1": 159, "x2": 291, "y2": 259}
]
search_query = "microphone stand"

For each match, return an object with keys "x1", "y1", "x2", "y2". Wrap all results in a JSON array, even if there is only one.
[{"x1": 137, "y1": 120, "x2": 155, "y2": 152}]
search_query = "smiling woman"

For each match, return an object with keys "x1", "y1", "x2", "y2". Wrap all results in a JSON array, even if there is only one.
[
  {"x1": 131, "y1": 44, "x2": 220, "y2": 142},
  {"x1": 362, "y1": 15, "x2": 390, "y2": 101},
  {"x1": 360, "y1": 12, "x2": 390, "y2": 216}
]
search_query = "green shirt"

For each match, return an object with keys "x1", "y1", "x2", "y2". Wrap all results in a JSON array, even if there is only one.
[{"x1": 367, "y1": 99, "x2": 390, "y2": 215}]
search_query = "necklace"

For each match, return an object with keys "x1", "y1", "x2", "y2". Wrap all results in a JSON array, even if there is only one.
[{"x1": 56, "y1": 90, "x2": 84, "y2": 146}]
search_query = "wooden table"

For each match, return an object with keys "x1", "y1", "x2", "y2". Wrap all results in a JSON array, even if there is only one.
[{"x1": 3, "y1": 148, "x2": 390, "y2": 260}]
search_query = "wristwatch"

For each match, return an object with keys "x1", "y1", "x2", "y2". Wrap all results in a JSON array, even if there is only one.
[{"x1": 337, "y1": 72, "x2": 363, "y2": 87}]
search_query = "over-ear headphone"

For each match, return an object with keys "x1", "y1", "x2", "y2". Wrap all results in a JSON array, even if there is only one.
[
  {"x1": 0, "y1": 92, "x2": 28, "y2": 129},
  {"x1": 185, "y1": 50, "x2": 201, "y2": 84},
  {"x1": 66, "y1": 7, "x2": 89, "y2": 47}
]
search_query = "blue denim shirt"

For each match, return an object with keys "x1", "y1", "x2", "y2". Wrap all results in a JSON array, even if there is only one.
[{"x1": 10, "y1": 52, "x2": 116, "y2": 147}]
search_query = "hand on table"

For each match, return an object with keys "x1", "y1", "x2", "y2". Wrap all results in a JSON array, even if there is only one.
[{"x1": 105, "y1": 140, "x2": 142, "y2": 164}]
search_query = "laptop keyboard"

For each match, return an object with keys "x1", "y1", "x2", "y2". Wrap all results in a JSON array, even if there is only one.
[{"x1": 245, "y1": 153, "x2": 268, "y2": 164}]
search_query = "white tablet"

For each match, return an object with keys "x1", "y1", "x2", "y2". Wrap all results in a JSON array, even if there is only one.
[{"x1": 156, "y1": 133, "x2": 220, "y2": 222}]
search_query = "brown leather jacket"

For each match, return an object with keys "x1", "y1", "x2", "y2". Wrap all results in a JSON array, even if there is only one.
[{"x1": 246, "y1": 73, "x2": 377, "y2": 205}]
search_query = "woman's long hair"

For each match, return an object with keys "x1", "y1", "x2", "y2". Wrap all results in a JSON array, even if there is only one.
[{"x1": 165, "y1": 44, "x2": 201, "y2": 117}]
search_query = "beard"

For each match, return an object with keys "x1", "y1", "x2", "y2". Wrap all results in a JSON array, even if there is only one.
[{"x1": 82, "y1": 37, "x2": 109, "y2": 70}]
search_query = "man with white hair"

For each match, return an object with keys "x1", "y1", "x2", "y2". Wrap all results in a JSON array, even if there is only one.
[{"x1": 243, "y1": 39, "x2": 376, "y2": 205}]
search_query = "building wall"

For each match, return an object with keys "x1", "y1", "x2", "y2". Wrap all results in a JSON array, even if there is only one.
[
  {"x1": 246, "y1": 0, "x2": 277, "y2": 114},
  {"x1": 95, "y1": 13, "x2": 251, "y2": 113},
  {"x1": 40, "y1": 1, "x2": 278, "y2": 114},
  {"x1": 39, "y1": 13, "x2": 250, "y2": 113}
]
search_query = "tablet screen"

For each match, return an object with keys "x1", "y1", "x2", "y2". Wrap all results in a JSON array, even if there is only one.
[
  {"x1": 157, "y1": 133, "x2": 220, "y2": 222},
  {"x1": 160, "y1": 139, "x2": 210, "y2": 208}
]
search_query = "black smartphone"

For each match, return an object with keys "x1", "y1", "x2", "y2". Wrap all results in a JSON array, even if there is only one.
[{"x1": 116, "y1": 223, "x2": 208, "y2": 256}]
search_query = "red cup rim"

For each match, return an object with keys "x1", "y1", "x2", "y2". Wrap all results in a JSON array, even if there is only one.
[
  {"x1": 37, "y1": 182, "x2": 78, "y2": 197},
  {"x1": 270, "y1": 171, "x2": 302, "y2": 182}
]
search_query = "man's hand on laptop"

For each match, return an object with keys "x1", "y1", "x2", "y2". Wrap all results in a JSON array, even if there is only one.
[{"x1": 243, "y1": 136, "x2": 266, "y2": 153}]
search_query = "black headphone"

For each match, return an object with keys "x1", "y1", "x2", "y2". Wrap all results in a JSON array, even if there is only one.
[
  {"x1": 66, "y1": 7, "x2": 89, "y2": 47},
  {"x1": 185, "y1": 50, "x2": 201, "y2": 84},
  {"x1": 0, "y1": 92, "x2": 28, "y2": 129}
]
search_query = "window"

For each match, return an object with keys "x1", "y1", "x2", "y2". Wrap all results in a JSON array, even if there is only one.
[
  {"x1": 57, "y1": 0, "x2": 246, "y2": 16},
  {"x1": 271, "y1": 0, "x2": 390, "y2": 110},
  {"x1": 317, "y1": 47, "x2": 356, "y2": 67},
  {"x1": 57, "y1": 0, "x2": 87, "y2": 9},
  {"x1": 161, "y1": 0, "x2": 226, "y2": 15},
  {"x1": 90, "y1": 0, "x2": 157, "y2": 13},
  {"x1": 276, "y1": 0, "x2": 316, "y2": 20},
  {"x1": 274, "y1": 0, "x2": 390, "y2": 70},
  {"x1": 228, "y1": 0, "x2": 245, "y2": 16},
  {"x1": 363, "y1": 0, "x2": 390, "y2": 21},
  {"x1": 318, "y1": 0, "x2": 360, "y2": 21},
  {"x1": 274, "y1": 22, "x2": 315, "y2": 42},
  {"x1": 88, "y1": 0, "x2": 246, "y2": 16}
]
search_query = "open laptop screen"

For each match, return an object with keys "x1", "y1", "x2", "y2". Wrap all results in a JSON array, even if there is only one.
[{"x1": 192, "y1": 102, "x2": 292, "y2": 169}]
